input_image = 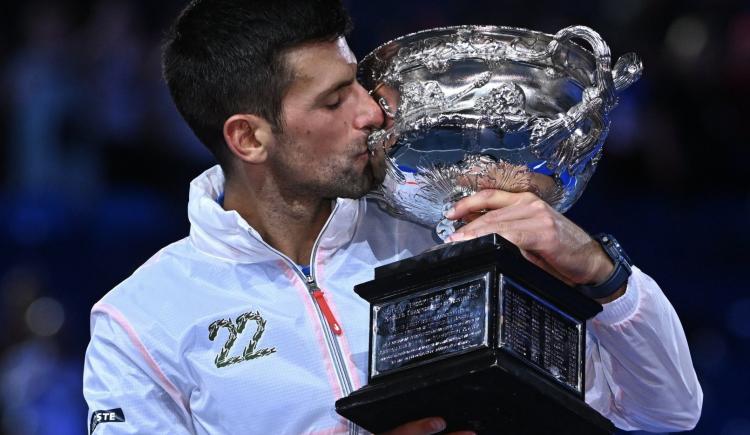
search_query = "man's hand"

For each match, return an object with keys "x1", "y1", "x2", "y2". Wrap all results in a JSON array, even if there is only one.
[
  {"x1": 444, "y1": 190, "x2": 624, "y2": 302},
  {"x1": 380, "y1": 417, "x2": 475, "y2": 435}
]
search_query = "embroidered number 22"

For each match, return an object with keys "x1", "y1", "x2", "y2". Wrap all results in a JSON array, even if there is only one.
[{"x1": 208, "y1": 311, "x2": 276, "y2": 368}]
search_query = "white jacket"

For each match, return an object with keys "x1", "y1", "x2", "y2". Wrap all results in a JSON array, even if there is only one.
[{"x1": 84, "y1": 166, "x2": 702, "y2": 434}]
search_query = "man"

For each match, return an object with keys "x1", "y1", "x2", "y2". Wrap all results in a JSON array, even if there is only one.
[{"x1": 83, "y1": 0, "x2": 702, "y2": 433}]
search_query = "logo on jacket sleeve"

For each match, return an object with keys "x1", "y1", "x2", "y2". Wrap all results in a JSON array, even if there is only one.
[
  {"x1": 208, "y1": 310, "x2": 276, "y2": 368},
  {"x1": 90, "y1": 408, "x2": 125, "y2": 433}
]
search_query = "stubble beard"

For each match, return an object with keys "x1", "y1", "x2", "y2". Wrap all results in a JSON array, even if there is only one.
[
  {"x1": 316, "y1": 156, "x2": 375, "y2": 199},
  {"x1": 269, "y1": 138, "x2": 383, "y2": 201}
]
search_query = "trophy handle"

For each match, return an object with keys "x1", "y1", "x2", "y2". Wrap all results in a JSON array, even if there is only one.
[
  {"x1": 612, "y1": 52, "x2": 643, "y2": 92},
  {"x1": 549, "y1": 26, "x2": 616, "y2": 107},
  {"x1": 511, "y1": 26, "x2": 642, "y2": 169},
  {"x1": 554, "y1": 29, "x2": 643, "y2": 94}
]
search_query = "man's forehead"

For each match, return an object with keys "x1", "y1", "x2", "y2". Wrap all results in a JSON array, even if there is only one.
[
  {"x1": 285, "y1": 37, "x2": 356, "y2": 78},
  {"x1": 283, "y1": 37, "x2": 357, "y2": 96}
]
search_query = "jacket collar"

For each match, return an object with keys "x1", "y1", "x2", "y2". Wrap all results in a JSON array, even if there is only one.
[{"x1": 187, "y1": 165, "x2": 364, "y2": 264}]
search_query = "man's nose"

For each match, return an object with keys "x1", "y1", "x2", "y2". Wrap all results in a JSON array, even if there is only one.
[{"x1": 353, "y1": 82, "x2": 385, "y2": 131}]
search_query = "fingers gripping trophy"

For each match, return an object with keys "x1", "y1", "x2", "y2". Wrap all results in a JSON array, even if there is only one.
[{"x1": 335, "y1": 25, "x2": 642, "y2": 434}]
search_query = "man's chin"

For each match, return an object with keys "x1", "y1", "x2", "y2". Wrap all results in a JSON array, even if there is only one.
[{"x1": 335, "y1": 171, "x2": 381, "y2": 200}]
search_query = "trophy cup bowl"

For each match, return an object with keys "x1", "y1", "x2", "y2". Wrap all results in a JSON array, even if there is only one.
[
  {"x1": 335, "y1": 25, "x2": 641, "y2": 434},
  {"x1": 360, "y1": 24, "x2": 642, "y2": 239}
]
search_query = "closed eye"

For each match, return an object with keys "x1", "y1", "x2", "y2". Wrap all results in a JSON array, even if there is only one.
[
  {"x1": 317, "y1": 76, "x2": 354, "y2": 110},
  {"x1": 324, "y1": 97, "x2": 342, "y2": 110}
]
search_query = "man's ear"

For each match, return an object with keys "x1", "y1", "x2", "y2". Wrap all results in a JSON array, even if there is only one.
[{"x1": 223, "y1": 114, "x2": 275, "y2": 164}]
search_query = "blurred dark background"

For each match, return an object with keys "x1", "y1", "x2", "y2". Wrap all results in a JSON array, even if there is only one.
[{"x1": 0, "y1": 0, "x2": 747, "y2": 434}]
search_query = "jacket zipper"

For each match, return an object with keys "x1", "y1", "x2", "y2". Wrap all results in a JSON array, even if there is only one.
[
  {"x1": 310, "y1": 283, "x2": 343, "y2": 335},
  {"x1": 246, "y1": 201, "x2": 358, "y2": 434},
  {"x1": 304, "y1": 274, "x2": 357, "y2": 435}
]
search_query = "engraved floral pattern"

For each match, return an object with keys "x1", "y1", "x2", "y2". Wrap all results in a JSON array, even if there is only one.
[
  {"x1": 475, "y1": 83, "x2": 530, "y2": 129},
  {"x1": 384, "y1": 30, "x2": 511, "y2": 80},
  {"x1": 397, "y1": 81, "x2": 446, "y2": 118}
]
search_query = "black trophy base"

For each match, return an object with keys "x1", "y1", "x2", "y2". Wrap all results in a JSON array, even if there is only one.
[
  {"x1": 336, "y1": 234, "x2": 615, "y2": 434},
  {"x1": 336, "y1": 349, "x2": 614, "y2": 434}
]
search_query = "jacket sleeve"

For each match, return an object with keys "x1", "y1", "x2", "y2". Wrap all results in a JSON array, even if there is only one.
[
  {"x1": 584, "y1": 266, "x2": 703, "y2": 432},
  {"x1": 83, "y1": 306, "x2": 194, "y2": 434}
]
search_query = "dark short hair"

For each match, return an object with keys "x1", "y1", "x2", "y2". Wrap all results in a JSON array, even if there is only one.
[{"x1": 162, "y1": 0, "x2": 352, "y2": 174}]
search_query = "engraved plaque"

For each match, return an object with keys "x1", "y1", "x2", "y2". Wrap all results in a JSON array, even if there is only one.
[
  {"x1": 337, "y1": 235, "x2": 614, "y2": 435},
  {"x1": 499, "y1": 276, "x2": 583, "y2": 393},
  {"x1": 371, "y1": 273, "x2": 490, "y2": 377}
]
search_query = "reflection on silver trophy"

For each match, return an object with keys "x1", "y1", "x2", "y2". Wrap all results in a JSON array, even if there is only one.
[{"x1": 360, "y1": 25, "x2": 642, "y2": 239}]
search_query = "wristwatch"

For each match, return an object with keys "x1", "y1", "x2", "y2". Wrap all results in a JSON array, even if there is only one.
[{"x1": 577, "y1": 233, "x2": 632, "y2": 300}]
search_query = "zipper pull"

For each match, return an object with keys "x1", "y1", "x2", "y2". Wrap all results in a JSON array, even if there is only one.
[{"x1": 311, "y1": 289, "x2": 343, "y2": 336}]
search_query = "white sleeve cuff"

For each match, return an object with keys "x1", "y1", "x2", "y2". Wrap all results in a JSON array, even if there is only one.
[{"x1": 593, "y1": 266, "x2": 643, "y2": 325}]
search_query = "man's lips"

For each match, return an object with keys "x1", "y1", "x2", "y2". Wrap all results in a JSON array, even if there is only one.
[{"x1": 355, "y1": 147, "x2": 370, "y2": 157}]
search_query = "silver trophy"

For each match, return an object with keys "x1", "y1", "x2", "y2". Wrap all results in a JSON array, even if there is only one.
[
  {"x1": 361, "y1": 25, "x2": 642, "y2": 239},
  {"x1": 336, "y1": 25, "x2": 641, "y2": 434}
]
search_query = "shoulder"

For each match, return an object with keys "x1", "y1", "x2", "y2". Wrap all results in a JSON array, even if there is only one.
[
  {"x1": 90, "y1": 237, "x2": 237, "y2": 345},
  {"x1": 97, "y1": 238, "x2": 195, "y2": 311}
]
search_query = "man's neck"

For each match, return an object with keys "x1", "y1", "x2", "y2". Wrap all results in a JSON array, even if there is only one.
[{"x1": 222, "y1": 172, "x2": 333, "y2": 265}]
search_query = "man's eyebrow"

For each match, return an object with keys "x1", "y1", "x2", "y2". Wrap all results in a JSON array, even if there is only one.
[{"x1": 315, "y1": 77, "x2": 355, "y2": 101}]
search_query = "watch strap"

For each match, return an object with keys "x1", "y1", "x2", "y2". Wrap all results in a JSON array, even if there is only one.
[{"x1": 577, "y1": 234, "x2": 632, "y2": 300}]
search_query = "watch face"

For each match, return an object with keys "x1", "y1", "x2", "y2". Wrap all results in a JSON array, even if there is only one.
[
  {"x1": 605, "y1": 235, "x2": 632, "y2": 267},
  {"x1": 577, "y1": 234, "x2": 633, "y2": 300}
]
